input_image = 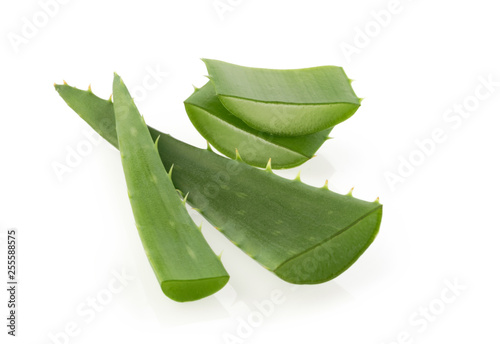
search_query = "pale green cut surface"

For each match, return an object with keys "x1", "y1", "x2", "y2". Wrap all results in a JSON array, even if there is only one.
[
  {"x1": 203, "y1": 58, "x2": 361, "y2": 136},
  {"x1": 184, "y1": 81, "x2": 333, "y2": 169}
]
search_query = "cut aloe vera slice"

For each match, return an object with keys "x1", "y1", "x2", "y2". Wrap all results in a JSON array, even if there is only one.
[
  {"x1": 203, "y1": 58, "x2": 361, "y2": 136},
  {"x1": 184, "y1": 81, "x2": 333, "y2": 169}
]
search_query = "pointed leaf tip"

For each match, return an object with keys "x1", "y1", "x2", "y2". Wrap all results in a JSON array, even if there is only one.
[
  {"x1": 63, "y1": 80, "x2": 68, "y2": 85},
  {"x1": 206, "y1": 141, "x2": 213, "y2": 152},
  {"x1": 113, "y1": 72, "x2": 124, "y2": 84},
  {"x1": 168, "y1": 164, "x2": 174, "y2": 179},
  {"x1": 175, "y1": 189, "x2": 184, "y2": 199},
  {"x1": 154, "y1": 135, "x2": 161, "y2": 151},
  {"x1": 265, "y1": 158, "x2": 272, "y2": 172},
  {"x1": 234, "y1": 149, "x2": 243, "y2": 162},
  {"x1": 294, "y1": 171, "x2": 301, "y2": 182},
  {"x1": 182, "y1": 192, "x2": 190, "y2": 205}
]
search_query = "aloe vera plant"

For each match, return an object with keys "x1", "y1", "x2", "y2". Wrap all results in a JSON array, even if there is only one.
[
  {"x1": 184, "y1": 81, "x2": 333, "y2": 169},
  {"x1": 107, "y1": 74, "x2": 228, "y2": 302},
  {"x1": 203, "y1": 58, "x2": 361, "y2": 136},
  {"x1": 55, "y1": 83, "x2": 382, "y2": 284}
]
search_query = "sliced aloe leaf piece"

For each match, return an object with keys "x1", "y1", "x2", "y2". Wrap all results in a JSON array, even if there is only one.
[
  {"x1": 109, "y1": 75, "x2": 228, "y2": 302},
  {"x1": 55, "y1": 84, "x2": 382, "y2": 284},
  {"x1": 203, "y1": 58, "x2": 361, "y2": 136},
  {"x1": 184, "y1": 81, "x2": 333, "y2": 169}
]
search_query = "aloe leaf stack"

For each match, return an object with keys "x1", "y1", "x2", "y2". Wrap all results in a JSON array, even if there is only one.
[
  {"x1": 184, "y1": 82, "x2": 334, "y2": 169},
  {"x1": 184, "y1": 59, "x2": 361, "y2": 168}
]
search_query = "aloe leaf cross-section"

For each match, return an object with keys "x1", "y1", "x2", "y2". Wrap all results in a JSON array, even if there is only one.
[
  {"x1": 203, "y1": 58, "x2": 361, "y2": 136},
  {"x1": 184, "y1": 81, "x2": 333, "y2": 169}
]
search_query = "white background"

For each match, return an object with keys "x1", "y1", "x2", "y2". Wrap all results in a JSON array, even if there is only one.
[{"x1": 1, "y1": 0, "x2": 499, "y2": 343}]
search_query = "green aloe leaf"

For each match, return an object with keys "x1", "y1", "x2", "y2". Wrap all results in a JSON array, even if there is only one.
[
  {"x1": 203, "y1": 58, "x2": 361, "y2": 136},
  {"x1": 104, "y1": 75, "x2": 228, "y2": 302},
  {"x1": 184, "y1": 81, "x2": 333, "y2": 169},
  {"x1": 55, "y1": 83, "x2": 382, "y2": 284}
]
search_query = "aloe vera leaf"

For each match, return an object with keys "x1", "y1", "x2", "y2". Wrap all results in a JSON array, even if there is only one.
[
  {"x1": 184, "y1": 81, "x2": 333, "y2": 169},
  {"x1": 111, "y1": 74, "x2": 228, "y2": 302},
  {"x1": 202, "y1": 58, "x2": 361, "y2": 136},
  {"x1": 55, "y1": 84, "x2": 382, "y2": 284}
]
